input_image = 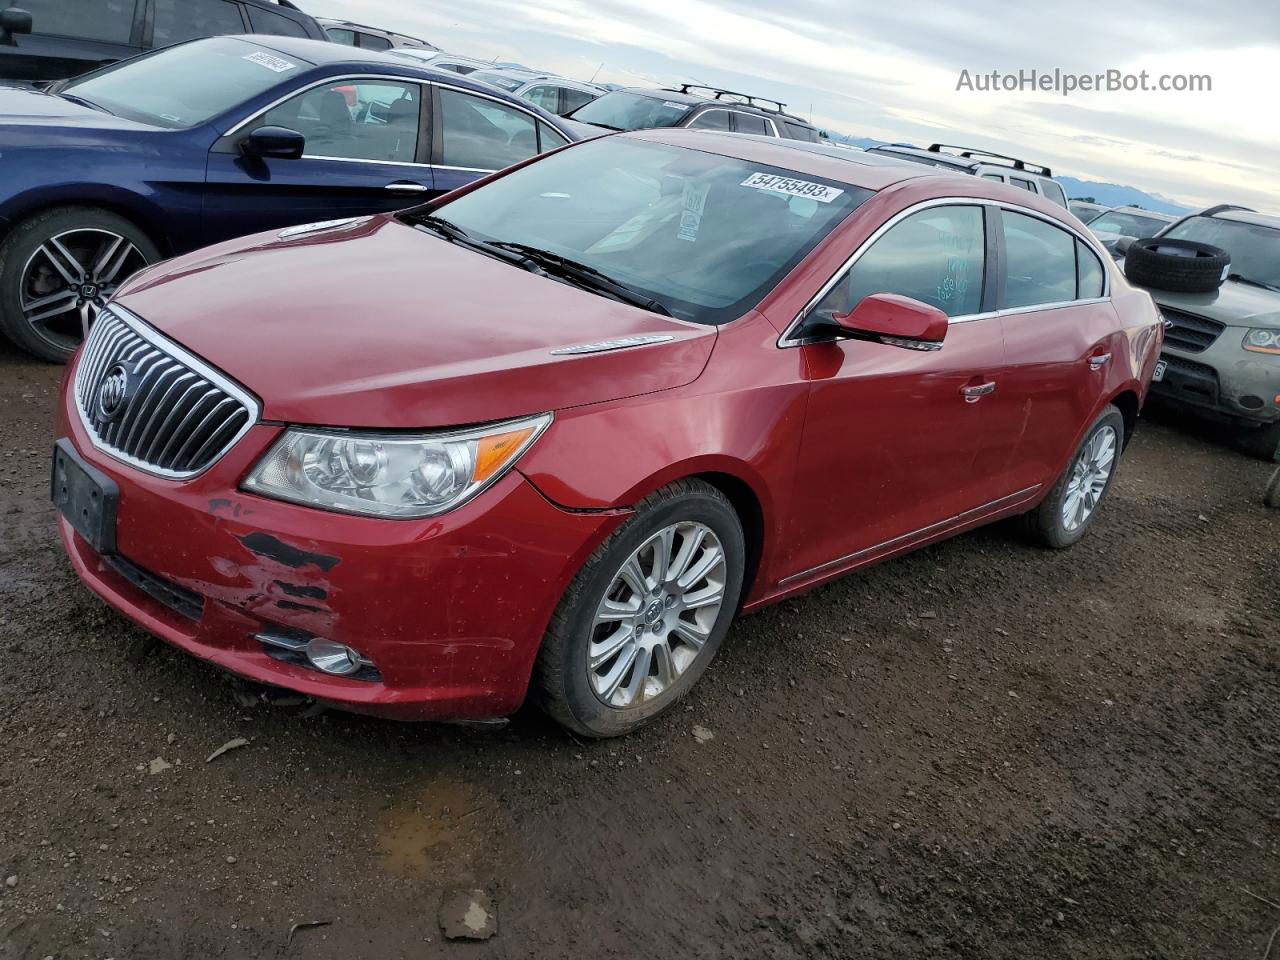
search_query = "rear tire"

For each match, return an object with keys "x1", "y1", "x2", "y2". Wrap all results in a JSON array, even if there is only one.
[
  {"x1": 1237, "y1": 420, "x2": 1280, "y2": 462},
  {"x1": 1024, "y1": 406, "x2": 1126, "y2": 549},
  {"x1": 532, "y1": 479, "x2": 745, "y2": 738},
  {"x1": 0, "y1": 206, "x2": 159, "y2": 362}
]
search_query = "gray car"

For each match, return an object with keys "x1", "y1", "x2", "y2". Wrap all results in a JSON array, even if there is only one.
[
  {"x1": 1086, "y1": 206, "x2": 1176, "y2": 256},
  {"x1": 467, "y1": 68, "x2": 605, "y2": 117}
]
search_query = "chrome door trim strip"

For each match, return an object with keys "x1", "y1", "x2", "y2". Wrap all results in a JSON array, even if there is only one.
[
  {"x1": 778, "y1": 195, "x2": 1113, "y2": 348},
  {"x1": 776, "y1": 484, "x2": 1042, "y2": 587}
]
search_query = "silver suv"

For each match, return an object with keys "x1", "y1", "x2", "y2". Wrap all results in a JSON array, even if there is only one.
[{"x1": 867, "y1": 143, "x2": 1068, "y2": 209}]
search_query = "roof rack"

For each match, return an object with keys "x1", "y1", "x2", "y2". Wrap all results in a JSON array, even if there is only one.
[
  {"x1": 672, "y1": 84, "x2": 787, "y2": 114},
  {"x1": 927, "y1": 144, "x2": 1052, "y2": 178},
  {"x1": 1200, "y1": 203, "x2": 1255, "y2": 218}
]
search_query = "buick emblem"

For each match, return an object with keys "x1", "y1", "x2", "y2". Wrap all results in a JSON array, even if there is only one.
[{"x1": 96, "y1": 363, "x2": 131, "y2": 421}]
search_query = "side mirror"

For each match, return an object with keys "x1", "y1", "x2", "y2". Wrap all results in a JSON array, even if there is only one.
[
  {"x1": 1113, "y1": 236, "x2": 1135, "y2": 257},
  {"x1": 239, "y1": 125, "x2": 305, "y2": 160},
  {"x1": 0, "y1": 7, "x2": 33, "y2": 45},
  {"x1": 812, "y1": 292, "x2": 949, "y2": 350}
]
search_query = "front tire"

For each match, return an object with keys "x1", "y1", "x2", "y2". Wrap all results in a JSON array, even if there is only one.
[
  {"x1": 533, "y1": 479, "x2": 745, "y2": 738},
  {"x1": 1024, "y1": 406, "x2": 1126, "y2": 548},
  {"x1": 0, "y1": 206, "x2": 159, "y2": 362}
]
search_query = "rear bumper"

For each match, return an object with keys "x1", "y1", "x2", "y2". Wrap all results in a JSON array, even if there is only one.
[{"x1": 55, "y1": 381, "x2": 622, "y2": 722}]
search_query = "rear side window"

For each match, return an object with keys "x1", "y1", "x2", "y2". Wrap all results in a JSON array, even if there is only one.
[
  {"x1": 815, "y1": 205, "x2": 986, "y2": 318},
  {"x1": 153, "y1": 0, "x2": 244, "y2": 46},
  {"x1": 687, "y1": 110, "x2": 731, "y2": 131},
  {"x1": 1042, "y1": 179, "x2": 1068, "y2": 208},
  {"x1": 1002, "y1": 211, "x2": 1077, "y2": 308},
  {"x1": 19, "y1": 0, "x2": 138, "y2": 42},
  {"x1": 524, "y1": 85, "x2": 561, "y2": 113},
  {"x1": 1010, "y1": 177, "x2": 1036, "y2": 192},
  {"x1": 358, "y1": 32, "x2": 392, "y2": 50},
  {"x1": 439, "y1": 88, "x2": 538, "y2": 169},
  {"x1": 734, "y1": 113, "x2": 769, "y2": 135},
  {"x1": 246, "y1": 6, "x2": 310, "y2": 37},
  {"x1": 1076, "y1": 240, "x2": 1105, "y2": 299},
  {"x1": 325, "y1": 27, "x2": 356, "y2": 45},
  {"x1": 981, "y1": 173, "x2": 1004, "y2": 182},
  {"x1": 538, "y1": 122, "x2": 568, "y2": 152}
]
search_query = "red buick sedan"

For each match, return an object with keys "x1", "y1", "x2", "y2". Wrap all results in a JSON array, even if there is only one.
[{"x1": 53, "y1": 130, "x2": 1161, "y2": 737}]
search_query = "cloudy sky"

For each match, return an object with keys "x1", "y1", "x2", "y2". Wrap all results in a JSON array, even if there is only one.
[{"x1": 305, "y1": 0, "x2": 1279, "y2": 209}]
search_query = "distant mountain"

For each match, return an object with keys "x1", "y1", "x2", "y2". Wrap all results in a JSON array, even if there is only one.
[
  {"x1": 1053, "y1": 178, "x2": 1190, "y2": 215},
  {"x1": 819, "y1": 134, "x2": 1192, "y2": 215}
]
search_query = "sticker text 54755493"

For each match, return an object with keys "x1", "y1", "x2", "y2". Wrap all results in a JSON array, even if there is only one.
[{"x1": 740, "y1": 172, "x2": 844, "y2": 203}]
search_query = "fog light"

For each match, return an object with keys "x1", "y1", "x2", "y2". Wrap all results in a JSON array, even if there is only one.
[{"x1": 305, "y1": 639, "x2": 367, "y2": 676}]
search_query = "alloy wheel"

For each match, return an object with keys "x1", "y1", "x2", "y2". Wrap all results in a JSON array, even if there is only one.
[
  {"x1": 1062, "y1": 424, "x2": 1117, "y2": 532},
  {"x1": 18, "y1": 228, "x2": 149, "y2": 354},
  {"x1": 587, "y1": 521, "x2": 727, "y2": 709}
]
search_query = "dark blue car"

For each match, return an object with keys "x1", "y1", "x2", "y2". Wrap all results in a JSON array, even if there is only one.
[{"x1": 0, "y1": 35, "x2": 582, "y2": 360}]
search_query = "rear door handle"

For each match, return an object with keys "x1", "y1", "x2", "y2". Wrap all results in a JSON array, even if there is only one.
[
  {"x1": 1088, "y1": 352, "x2": 1112, "y2": 370},
  {"x1": 961, "y1": 382, "x2": 996, "y2": 403},
  {"x1": 384, "y1": 182, "x2": 430, "y2": 194}
]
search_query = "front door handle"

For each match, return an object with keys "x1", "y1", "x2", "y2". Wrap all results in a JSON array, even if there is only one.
[
  {"x1": 384, "y1": 182, "x2": 430, "y2": 194},
  {"x1": 1088, "y1": 352, "x2": 1112, "y2": 370},
  {"x1": 961, "y1": 382, "x2": 996, "y2": 403}
]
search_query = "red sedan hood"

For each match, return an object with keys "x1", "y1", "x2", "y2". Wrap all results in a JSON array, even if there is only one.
[{"x1": 113, "y1": 216, "x2": 715, "y2": 428}]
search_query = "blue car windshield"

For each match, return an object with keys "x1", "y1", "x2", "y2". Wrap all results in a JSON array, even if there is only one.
[{"x1": 61, "y1": 38, "x2": 311, "y2": 130}]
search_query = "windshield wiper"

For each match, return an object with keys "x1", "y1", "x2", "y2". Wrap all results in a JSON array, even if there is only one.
[
  {"x1": 584, "y1": 121, "x2": 623, "y2": 131},
  {"x1": 488, "y1": 241, "x2": 672, "y2": 315},
  {"x1": 1227, "y1": 273, "x2": 1280, "y2": 292},
  {"x1": 407, "y1": 213, "x2": 531, "y2": 268},
  {"x1": 59, "y1": 92, "x2": 112, "y2": 115}
]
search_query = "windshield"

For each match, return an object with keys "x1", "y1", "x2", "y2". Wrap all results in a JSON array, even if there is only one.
[
  {"x1": 569, "y1": 91, "x2": 690, "y2": 130},
  {"x1": 1088, "y1": 210, "x2": 1168, "y2": 238},
  {"x1": 470, "y1": 71, "x2": 525, "y2": 92},
  {"x1": 60, "y1": 38, "x2": 308, "y2": 129},
  {"x1": 1161, "y1": 216, "x2": 1280, "y2": 290},
  {"x1": 422, "y1": 137, "x2": 871, "y2": 324}
]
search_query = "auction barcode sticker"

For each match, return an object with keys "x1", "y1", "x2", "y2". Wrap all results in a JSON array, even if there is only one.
[
  {"x1": 740, "y1": 172, "x2": 844, "y2": 203},
  {"x1": 243, "y1": 51, "x2": 298, "y2": 72}
]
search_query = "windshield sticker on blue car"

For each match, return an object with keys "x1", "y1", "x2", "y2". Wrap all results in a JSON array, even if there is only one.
[
  {"x1": 677, "y1": 181, "x2": 709, "y2": 242},
  {"x1": 663, "y1": 101, "x2": 688, "y2": 110},
  {"x1": 740, "y1": 172, "x2": 844, "y2": 203},
  {"x1": 243, "y1": 51, "x2": 298, "y2": 73}
]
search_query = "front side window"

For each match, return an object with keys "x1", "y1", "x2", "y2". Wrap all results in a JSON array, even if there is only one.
[
  {"x1": 246, "y1": 6, "x2": 309, "y2": 37},
  {"x1": 568, "y1": 91, "x2": 689, "y2": 129},
  {"x1": 814, "y1": 205, "x2": 986, "y2": 319},
  {"x1": 438, "y1": 88, "x2": 537, "y2": 170},
  {"x1": 18, "y1": 0, "x2": 138, "y2": 43},
  {"x1": 61, "y1": 37, "x2": 301, "y2": 129},
  {"x1": 686, "y1": 110, "x2": 731, "y2": 131},
  {"x1": 1087, "y1": 210, "x2": 1168, "y2": 238},
  {"x1": 1010, "y1": 177, "x2": 1036, "y2": 192},
  {"x1": 260, "y1": 80, "x2": 420, "y2": 163},
  {"x1": 152, "y1": 0, "x2": 244, "y2": 46},
  {"x1": 428, "y1": 138, "x2": 871, "y2": 324},
  {"x1": 560, "y1": 87, "x2": 597, "y2": 114},
  {"x1": 1161, "y1": 216, "x2": 1280, "y2": 290},
  {"x1": 1002, "y1": 210, "x2": 1077, "y2": 308}
]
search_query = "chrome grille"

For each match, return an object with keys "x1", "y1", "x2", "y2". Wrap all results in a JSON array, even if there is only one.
[
  {"x1": 1160, "y1": 308, "x2": 1224, "y2": 354},
  {"x1": 74, "y1": 307, "x2": 259, "y2": 478}
]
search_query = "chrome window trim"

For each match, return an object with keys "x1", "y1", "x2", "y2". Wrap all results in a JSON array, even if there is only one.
[
  {"x1": 74, "y1": 306, "x2": 261, "y2": 481},
  {"x1": 300, "y1": 154, "x2": 428, "y2": 167},
  {"x1": 779, "y1": 195, "x2": 1113, "y2": 347},
  {"x1": 222, "y1": 72, "x2": 565, "y2": 158}
]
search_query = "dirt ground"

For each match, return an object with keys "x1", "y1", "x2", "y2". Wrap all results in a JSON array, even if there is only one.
[{"x1": 1, "y1": 335, "x2": 1277, "y2": 960}]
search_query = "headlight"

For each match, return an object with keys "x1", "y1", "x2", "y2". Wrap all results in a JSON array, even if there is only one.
[
  {"x1": 243, "y1": 413, "x2": 552, "y2": 518},
  {"x1": 1243, "y1": 329, "x2": 1280, "y2": 354}
]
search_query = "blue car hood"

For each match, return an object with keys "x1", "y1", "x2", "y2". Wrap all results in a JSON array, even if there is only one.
[{"x1": 0, "y1": 85, "x2": 155, "y2": 132}]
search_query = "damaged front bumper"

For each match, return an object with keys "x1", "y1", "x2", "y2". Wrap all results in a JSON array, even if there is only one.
[{"x1": 54, "y1": 384, "x2": 623, "y2": 722}]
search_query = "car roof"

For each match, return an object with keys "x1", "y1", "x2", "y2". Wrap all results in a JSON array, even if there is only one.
[
  {"x1": 626, "y1": 129, "x2": 956, "y2": 191},
  {"x1": 1216, "y1": 209, "x2": 1280, "y2": 230},
  {"x1": 615, "y1": 87, "x2": 814, "y2": 126},
  {"x1": 870, "y1": 144, "x2": 978, "y2": 172}
]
